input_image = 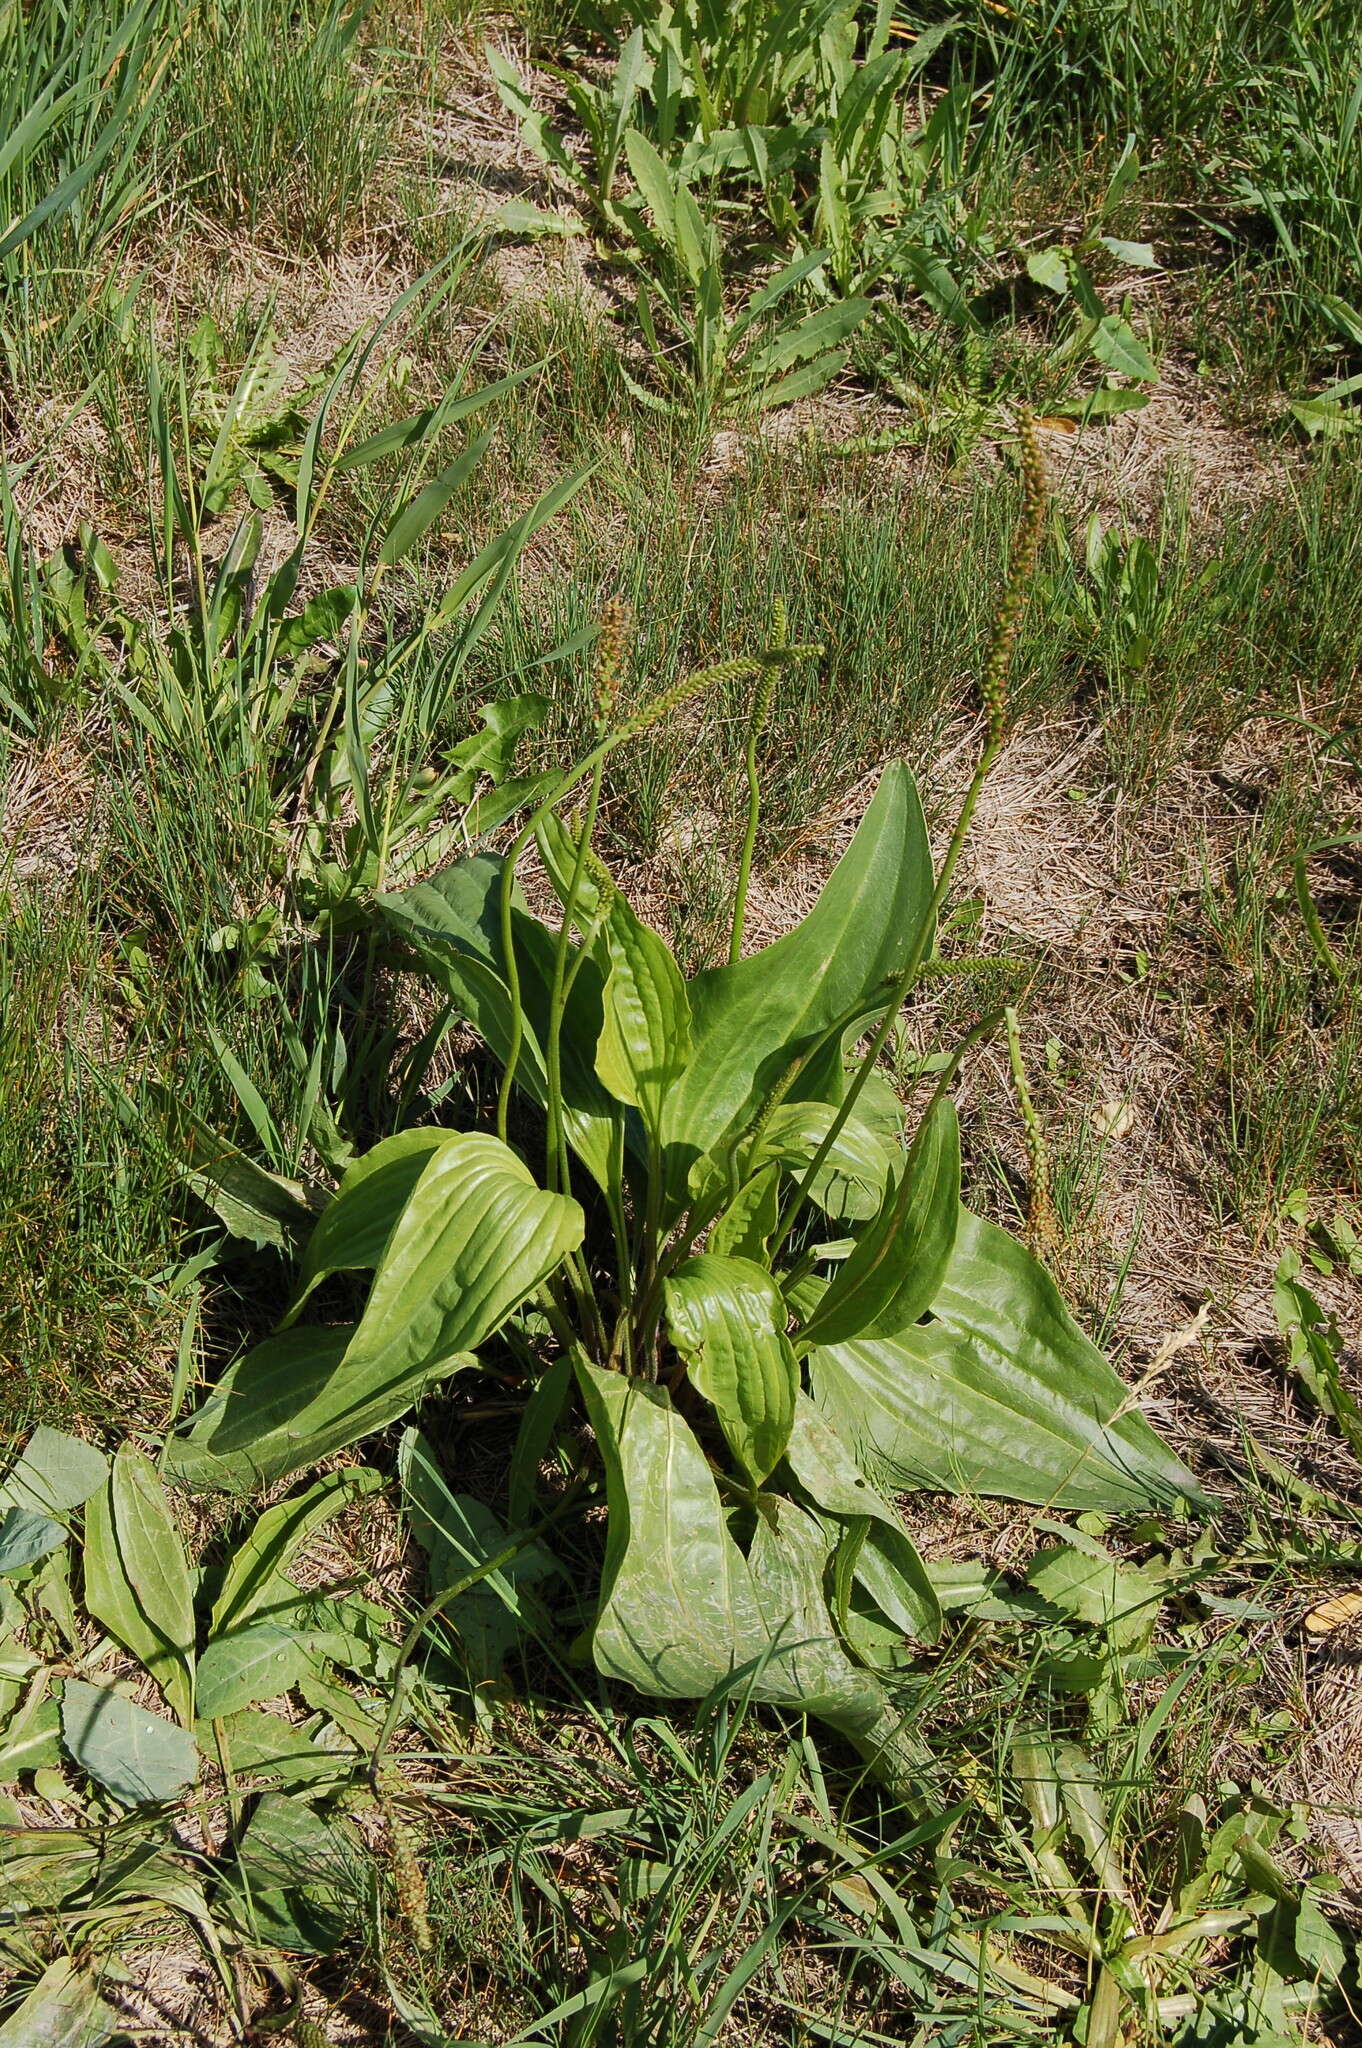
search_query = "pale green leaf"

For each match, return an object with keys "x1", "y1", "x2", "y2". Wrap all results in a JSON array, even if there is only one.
[
  {"x1": 0, "y1": 1959, "x2": 116, "y2": 2048},
  {"x1": 1086, "y1": 314, "x2": 1157, "y2": 382},
  {"x1": 109, "y1": 1449, "x2": 196, "y2": 1724},
  {"x1": 0, "y1": 1429, "x2": 107, "y2": 1517},
  {"x1": 0, "y1": 1511, "x2": 65, "y2": 1575},
  {"x1": 783, "y1": 1399, "x2": 940, "y2": 1642},
  {"x1": 1025, "y1": 246, "x2": 1070, "y2": 295},
  {"x1": 665, "y1": 1256, "x2": 798, "y2": 1485},
  {"x1": 210, "y1": 1468, "x2": 385, "y2": 1635},
  {"x1": 576, "y1": 1363, "x2": 921, "y2": 1790},
  {"x1": 61, "y1": 1681, "x2": 198, "y2": 1807},
  {"x1": 809, "y1": 1207, "x2": 1204, "y2": 1510}
]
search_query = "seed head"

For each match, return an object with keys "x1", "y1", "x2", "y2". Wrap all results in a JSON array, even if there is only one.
[
  {"x1": 593, "y1": 597, "x2": 629, "y2": 732},
  {"x1": 980, "y1": 410, "x2": 1047, "y2": 749},
  {"x1": 617, "y1": 654, "x2": 761, "y2": 745}
]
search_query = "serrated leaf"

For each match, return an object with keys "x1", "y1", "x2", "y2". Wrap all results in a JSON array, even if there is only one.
[
  {"x1": 61, "y1": 1681, "x2": 198, "y2": 1808},
  {"x1": 210, "y1": 1468, "x2": 385, "y2": 1635},
  {"x1": 1086, "y1": 314, "x2": 1157, "y2": 382},
  {"x1": 1026, "y1": 1542, "x2": 1158, "y2": 1648},
  {"x1": 1025, "y1": 246, "x2": 1070, "y2": 295},
  {"x1": 665, "y1": 1256, "x2": 798, "y2": 1485}
]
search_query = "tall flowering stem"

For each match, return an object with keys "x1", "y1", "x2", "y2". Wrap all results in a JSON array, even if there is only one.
[{"x1": 773, "y1": 414, "x2": 1049, "y2": 1255}]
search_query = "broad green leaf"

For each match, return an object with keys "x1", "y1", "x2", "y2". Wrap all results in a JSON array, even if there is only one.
[
  {"x1": 595, "y1": 895, "x2": 692, "y2": 1137},
  {"x1": 275, "y1": 583, "x2": 358, "y2": 658},
  {"x1": 288, "y1": 1127, "x2": 463, "y2": 1317},
  {"x1": 0, "y1": 1429, "x2": 107, "y2": 1517},
  {"x1": 164, "y1": 1327, "x2": 475, "y2": 1495},
  {"x1": 84, "y1": 1475, "x2": 192, "y2": 1725},
  {"x1": 798, "y1": 1098, "x2": 960, "y2": 1347},
  {"x1": 661, "y1": 764, "x2": 933, "y2": 1211},
  {"x1": 379, "y1": 856, "x2": 620, "y2": 1188},
  {"x1": 210, "y1": 1468, "x2": 385, "y2": 1635},
  {"x1": 0, "y1": 1686, "x2": 60, "y2": 1779},
  {"x1": 624, "y1": 129, "x2": 677, "y2": 242},
  {"x1": 170, "y1": 1132, "x2": 581, "y2": 1492},
  {"x1": 1086, "y1": 314, "x2": 1157, "y2": 382},
  {"x1": 196, "y1": 1709, "x2": 354, "y2": 1789},
  {"x1": 61, "y1": 1681, "x2": 198, "y2": 1808},
  {"x1": 748, "y1": 1102, "x2": 894, "y2": 1223},
  {"x1": 182, "y1": 1142, "x2": 314, "y2": 1251},
  {"x1": 0, "y1": 1511, "x2": 65, "y2": 1576},
  {"x1": 665, "y1": 1257, "x2": 799, "y2": 1485},
  {"x1": 197, "y1": 1626, "x2": 318, "y2": 1719},
  {"x1": 108, "y1": 1450, "x2": 196, "y2": 1725},
  {"x1": 398, "y1": 1430, "x2": 557, "y2": 1682},
  {"x1": 710, "y1": 1164, "x2": 780, "y2": 1260},
  {"x1": 343, "y1": 1133, "x2": 582, "y2": 1385},
  {"x1": 783, "y1": 1400, "x2": 940, "y2": 1642},
  {"x1": 576, "y1": 1363, "x2": 920, "y2": 1790},
  {"x1": 1026, "y1": 1542, "x2": 1158, "y2": 1650},
  {"x1": 1099, "y1": 236, "x2": 1157, "y2": 269},
  {"x1": 1025, "y1": 246, "x2": 1070, "y2": 295},
  {"x1": 224, "y1": 1794, "x2": 362, "y2": 1954},
  {"x1": 809, "y1": 1208, "x2": 1204, "y2": 1511},
  {"x1": 0, "y1": 1958, "x2": 116, "y2": 2048}
]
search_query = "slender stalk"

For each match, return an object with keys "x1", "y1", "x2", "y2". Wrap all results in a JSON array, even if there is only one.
[
  {"x1": 729, "y1": 599, "x2": 789, "y2": 965},
  {"x1": 497, "y1": 654, "x2": 761, "y2": 1142},
  {"x1": 770, "y1": 739, "x2": 998, "y2": 1257},
  {"x1": 545, "y1": 761, "x2": 605, "y2": 1194},
  {"x1": 771, "y1": 410, "x2": 1046, "y2": 1257}
]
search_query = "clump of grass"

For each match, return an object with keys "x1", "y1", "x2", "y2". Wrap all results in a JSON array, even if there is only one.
[{"x1": 156, "y1": 0, "x2": 394, "y2": 251}]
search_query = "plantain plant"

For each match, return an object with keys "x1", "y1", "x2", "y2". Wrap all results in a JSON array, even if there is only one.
[{"x1": 166, "y1": 421, "x2": 1202, "y2": 1791}]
